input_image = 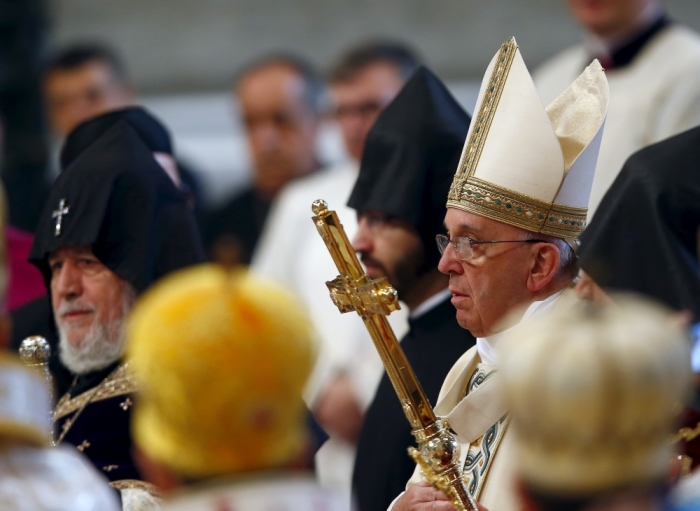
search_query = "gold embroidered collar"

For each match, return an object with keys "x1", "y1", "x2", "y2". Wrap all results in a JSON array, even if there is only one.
[{"x1": 54, "y1": 363, "x2": 136, "y2": 421}]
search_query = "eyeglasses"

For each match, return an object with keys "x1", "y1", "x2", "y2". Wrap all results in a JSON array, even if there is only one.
[{"x1": 435, "y1": 234, "x2": 547, "y2": 261}]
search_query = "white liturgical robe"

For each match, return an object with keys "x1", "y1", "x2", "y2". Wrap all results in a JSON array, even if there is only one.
[
  {"x1": 534, "y1": 24, "x2": 700, "y2": 218},
  {"x1": 389, "y1": 291, "x2": 564, "y2": 511}
]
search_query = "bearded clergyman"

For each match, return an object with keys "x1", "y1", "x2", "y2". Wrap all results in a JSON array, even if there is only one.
[{"x1": 27, "y1": 120, "x2": 205, "y2": 504}]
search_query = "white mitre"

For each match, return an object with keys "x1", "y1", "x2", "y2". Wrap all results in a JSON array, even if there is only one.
[
  {"x1": 499, "y1": 295, "x2": 692, "y2": 494},
  {"x1": 447, "y1": 38, "x2": 609, "y2": 240},
  {"x1": 0, "y1": 355, "x2": 121, "y2": 511}
]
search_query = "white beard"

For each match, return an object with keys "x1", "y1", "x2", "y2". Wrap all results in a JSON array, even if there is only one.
[{"x1": 57, "y1": 286, "x2": 136, "y2": 375}]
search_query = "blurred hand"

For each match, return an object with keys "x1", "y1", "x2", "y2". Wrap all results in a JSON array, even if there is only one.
[
  {"x1": 393, "y1": 482, "x2": 455, "y2": 511},
  {"x1": 314, "y1": 374, "x2": 364, "y2": 443},
  {"x1": 393, "y1": 482, "x2": 489, "y2": 511}
]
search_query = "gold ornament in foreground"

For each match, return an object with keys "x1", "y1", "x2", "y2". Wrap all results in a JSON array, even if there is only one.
[{"x1": 311, "y1": 199, "x2": 477, "y2": 511}]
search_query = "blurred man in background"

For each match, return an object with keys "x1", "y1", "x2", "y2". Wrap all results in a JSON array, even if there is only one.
[
  {"x1": 42, "y1": 43, "x2": 204, "y2": 216},
  {"x1": 205, "y1": 55, "x2": 325, "y2": 266},
  {"x1": 534, "y1": 0, "x2": 700, "y2": 217},
  {"x1": 43, "y1": 44, "x2": 133, "y2": 139},
  {"x1": 128, "y1": 265, "x2": 346, "y2": 510},
  {"x1": 251, "y1": 41, "x2": 419, "y2": 497}
]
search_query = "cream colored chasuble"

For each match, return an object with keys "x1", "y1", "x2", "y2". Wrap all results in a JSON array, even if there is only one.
[{"x1": 402, "y1": 291, "x2": 563, "y2": 511}]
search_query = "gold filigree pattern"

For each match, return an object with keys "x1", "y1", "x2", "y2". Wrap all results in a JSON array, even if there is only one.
[
  {"x1": 54, "y1": 364, "x2": 136, "y2": 421},
  {"x1": 103, "y1": 464, "x2": 119, "y2": 472},
  {"x1": 460, "y1": 366, "x2": 509, "y2": 500},
  {"x1": 448, "y1": 179, "x2": 550, "y2": 232},
  {"x1": 110, "y1": 479, "x2": 161, "y2": 498},
  {"x1": 446, "y1": 38, "x2": 590, "y2": 240},
  {"x1": 541, "y1": 203, "x2": 588, "y2": 238},
  {"x1": 447, "y1": 180, "x2": 587, "y2": 239},
  {"x1": 673, "y1": 420, "x2": 700, "y2": 443},
  {"x1": 76, "y1": 440, "x2": 90, "y2": 452},
  {"x1": 448, "y1": 39, "x2": 517, "y2": 202}
]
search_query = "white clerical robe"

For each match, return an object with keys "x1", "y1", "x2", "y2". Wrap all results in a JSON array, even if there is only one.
[
  {"x1": 252, "y1": 161, "x2": 409, "y2": 499},
  {"x1": 161, "y1": 475, "x2": 349, "y2": 511},
  {"x1": 534, "y1": 25, "x2": 700, "y2": 218},
  {"x1": 0, "y1": 445, "x2": 121, "y2": 511},
  {"x1": 390, "y1": 292, "x2": 564, "y2": 511}
]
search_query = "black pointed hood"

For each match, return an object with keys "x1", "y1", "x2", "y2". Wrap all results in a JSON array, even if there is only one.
[
  {"x1": 347, "y1": 66, "x2": 471, "y2": 266},
  {"x1": 60, "y1": 106, "x2": 173, "y2": 170},
  {"x1": 30, "y1": 121, "x2": 205, "y2": 293},
  {"x1": 579, "y1": 126, "x2": 700, "y2": 320}
]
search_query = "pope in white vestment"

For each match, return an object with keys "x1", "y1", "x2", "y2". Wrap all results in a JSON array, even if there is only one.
[
  {"x1": 400, "y1": 292, "x2": 564, "y2": 511},
  {"x1": 389, "y1": 39, "x2": 609, "y2": 511}
]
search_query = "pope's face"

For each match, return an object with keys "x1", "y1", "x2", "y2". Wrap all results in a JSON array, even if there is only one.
[
  {"x1": 49, "y1": 245, "x2": 130, "y2": 347},
  {"x1": 438, "y1": 208, "x2": 541, "y2": 337},
  {"x1": 352, "y1": 210, "x2": 424, "y2": 299}
]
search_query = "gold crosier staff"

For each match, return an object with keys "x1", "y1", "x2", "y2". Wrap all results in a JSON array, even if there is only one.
[{"x1": 311, "y1": 199, "x2": 477, "y2": 511}]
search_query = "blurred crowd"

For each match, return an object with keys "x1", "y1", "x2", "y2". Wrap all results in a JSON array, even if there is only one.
[{"x1": 0, "y1": 0, "x2": 697, "y2": 510}]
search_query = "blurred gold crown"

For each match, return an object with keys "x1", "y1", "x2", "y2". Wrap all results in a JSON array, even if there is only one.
[
  {"x1": 500, "y1": 295, "x2": 692, "y2": 494},
  {"x1": 127, "y1": 265, "x2": 317, "y2": 478}
]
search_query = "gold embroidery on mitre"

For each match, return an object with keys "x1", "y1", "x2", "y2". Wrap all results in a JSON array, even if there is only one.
[
  {"x1": 448, "y1": 179, "x2": 552, "y2": 233},
  {"x1": 541, "y1": 204, "x2": 588, "y2": 238},
  {"x1": 448, "y1": 39, "x2": 517, "y2": 203},
  {"x1": 446, "y1": 39, "x2": 600, "y2": 241}
]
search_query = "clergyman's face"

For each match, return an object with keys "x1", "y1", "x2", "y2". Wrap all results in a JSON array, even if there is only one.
[
  {"x1": 236, "y1": 63, "x2": 320, "y2": 196},
  {"x1": 49, "y1": 245, "x2": 134, "y2": 372},
  {"x1": 438, "y1": 208, "x2": 539, "y2": 337},
  {"x1": 330, "y1": 62, "x2": 405, "y2": 162},
  {"x1": 352, "y1": 210, "x2": 424, "y2": 298},
  {"x1": 43, "y1": 60, "x2": 133, "y2": 137}
]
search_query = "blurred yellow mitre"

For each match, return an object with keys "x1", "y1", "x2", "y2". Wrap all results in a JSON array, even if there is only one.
[
  {"x1": 500, "y1": 295, "x2": 692, "y2": 494},
  {"x1": 127, "y1": 264, "x2": 317, "y2": 478}
]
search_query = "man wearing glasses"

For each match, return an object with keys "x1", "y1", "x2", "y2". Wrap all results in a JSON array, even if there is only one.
[
  {"x1": 347, "y1": 66, "x2": 475, "y2": 511},
  {"x1": 391, "y1": 40, "x2": 609, "y2": 511}
]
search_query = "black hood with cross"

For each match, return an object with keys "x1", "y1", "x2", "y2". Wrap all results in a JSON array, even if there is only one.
[{"x1": 29, "y1": 120, "x2": 205, "y2": 294}]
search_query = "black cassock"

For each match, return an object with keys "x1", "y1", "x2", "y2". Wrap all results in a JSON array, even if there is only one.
[
  {"x1": 352, "y1": 296, "x2": 475, "y2": 511},
  {"x1": 54, "y1": 361, "x2": 141, "y2": 486}
]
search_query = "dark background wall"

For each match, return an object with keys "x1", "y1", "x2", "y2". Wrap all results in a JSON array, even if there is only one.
[{"x1": 50, "y1": 0, "x2": 700, "y2": 93}]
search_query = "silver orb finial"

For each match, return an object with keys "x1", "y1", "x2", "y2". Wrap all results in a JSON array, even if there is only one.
[{"x1": 19, "y1": 336, "x2": 51, "y2": 365}]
